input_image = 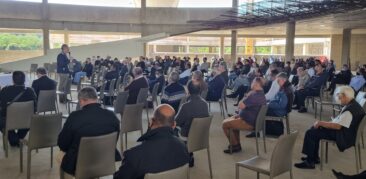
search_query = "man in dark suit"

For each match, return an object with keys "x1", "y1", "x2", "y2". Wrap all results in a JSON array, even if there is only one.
[
  {"x1": 125, "y1": 67, "x2": 149, "y2": 104},
  {"x1": 149, "y1": 69, "x2": 165, "y2": 94},
  {"x1": 113, "y1": 104, "x2": 189, "y2": 179},
  {"x1": 0, "y1": 71, "x2": 36, "y2": 146},
  {"x1": 206, "y1": 67, "x2": 226, "y2": 101},
  {"x1": 57, "y1": 87, "x2": 121, "y2": 176},
  {"x1": 31, "y1": 67, "x2": 56, "y2": 98},
  {"x1": 293, "y1": 63, "x2": 328, "y2": 113},
  {"x1": 57, "y1": 44, "x2": 70, "y2": 103}
]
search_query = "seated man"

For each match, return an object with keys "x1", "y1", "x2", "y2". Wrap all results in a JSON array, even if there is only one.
[
  {"x1": 350, "y1": 67, "x2": 366, "y2": 93},
  {"x1": 58, "y1": 87, "x2": 121, "y2": 176},
  {"x1": 104, "y1": 63, "x2": 119, "y2": 91},
  {"x1": 82, "y1": 58, "x2": 93, "y2": 79},
  {"x1": 161, "y1": 72, "x2": 186, "y2": 112},
  {"x1": 179, "y1": 63, "x2": 192, "y2": 85},
  {"x1": 0, "y1": 71, "x2": 36, "y2": 146},
  {"x1": 333, "y1": 169, "x2": 366, "y2": 179},
  {"x1": 31, "y1": 67, "x2": 57, "y2": 98},
  {"x1": 222, "y1": 77, "x2": 266, "y2": 154},
  {"x1": 206, "y1": 67, "x2": 225, "y2": 102},
  {"x1": 175, "y1": 81, "x2": 209, "y2": 167},
  {"x1": 114, "y1": 104, "x2": 190, "y2": 179},
  {"x1": 293, "y1": 63, "x2": 328, "y2": 113},
  {"x1": 125, "y1": 67, "x2": 149, "y2": 104},
  {"x1": 149, "y1": 69, "x2": 165, "y2": 94},
  {"x1": 295, "y1": 67, "x2": 310, "y2": 91},
  {"x1": 266, "y1": 72, "x2": 289, "y2": 117},
  {"x1": 327, "y1": 64, "x2": 353, "y2": 95},
  {"x1": 264, "y1": 69, "x2": 280, "y2": 100},
  {"x1": 295, "y1": 86, "x2": 365, "y2": 169}
]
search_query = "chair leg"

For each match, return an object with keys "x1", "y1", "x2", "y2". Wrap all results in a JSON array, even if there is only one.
[
  {"x1": 4, "y1": 132, "x2": 8, "y2": 158},
  {"x1": 320, "y1": 140, "x2": 324, "y2": 170},
  {"x1": 262, "y1": 131, "x2": 267, "y2": 154},
  {"x1": 235, "y1": 164, "x2": 239, "y2": 179},
  {"x1": 355, "y1": 146, "x2": 360, "y2": 173},
  {"x1": 255, "y1": 137, "x2": 259, "y2": 155},
  {"x1": 51, "y1": 147, "x2": 53, "y2": 168},
  {"x1": 314, "y1": 102, "x2": 317, "y2": 119},
  {"x1": 125, "y1": 133, "x2": 128, "y2": 150},
  {"x1": 362, "y1": 132, "x2": 365, "y2": 149},
  {"x1": 320, "y1": 104, "x2": 323, "y2": 121},
  {"x1": 27, "y1": 149, "x2": 31, "y2": 179},
  {"x1": 20, "y1": 142, "x2": 23, "y2": 173},
  {"x1": 208, "y1": 102, "x2": 211, "y2": 112},
  {"x1": 120, "y1": 133, "x2": 124, "y2": 153},
  {"x1": 325, "y1": 142, "x2": 328, "y2": 163},
  {"x1": 358, "y1": 144, "x2": 362, "y2": 169},
  {"x1": 229, "y1": 128, "x2": 232, "y2": 153},
  {"x1": 285, "y1": 116, "x2": 290, "y2": 134},
  {"x1": 207, "y1": 148, "x2": 213, "y2": 179},
  {"x1": 290, "y1": 169, "x2": 293, "y2": 179},
  {"x1": 256, "y1": 172, "x2": 260, "y2": 179}
]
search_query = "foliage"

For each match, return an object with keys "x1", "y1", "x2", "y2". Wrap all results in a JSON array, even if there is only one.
[
  {"x1": 0, "y1": 33, "x2": 42, "y2": 50},
  {"x1": 255, "y1": 46, "x2": 271, "y2": 54}
]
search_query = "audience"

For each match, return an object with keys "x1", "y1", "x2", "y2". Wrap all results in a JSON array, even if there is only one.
[
  {"x1": 0, "y1": 71, "x2": 36, "y2": 147},
  {"x1": 191, "y1": 70, "x2": 208, "y2": 94},
  {"x1": 161, "y1": 71, "x2": 186, "y2": 112},
  {"x1": 350, "y1": 67, "x2": 366, "y2": 93},
  {"x1": 31, "y1": 67, "x2": 57, "y2": 97},
  {"x1": 293, "y1": 63, "x2": 328, "y2": 113},
  {"x1": 294, "y1": 86, "x2": 365, "y2": 169},
  {"x1": 222, "y1": 77, "x2": 266, "y2": 154},
  {"x1": 125, "y1": 67, "x2": 149, "y2": 104},
  {"x1": 149, "y1": 69, "x2": 165, "y2": 94},
  {"x1": 113, "y1": 104, "x2": 189, "y2": 179},
  {"x1": 295, "y1": 66, "x2": 310, "y2": 90},
  {"x1": 57, "y1": 87, "x2": 121, "y2": 176}
]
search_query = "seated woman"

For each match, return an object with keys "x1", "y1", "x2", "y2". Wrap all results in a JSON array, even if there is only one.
[
  {"x1": 295, "y1": 86, "x2": 365, "y2": 169},
  {"x1": 222, "y1": 77, "x2": 267, "y2": 154},
  {"x1": 161, "y1": 71, "x2": 186, "y2": 112}
]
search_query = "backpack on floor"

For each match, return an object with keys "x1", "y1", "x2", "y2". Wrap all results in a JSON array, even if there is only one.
[{"x1": 265, "y1": 120, "x2": 284, "y2": 137}]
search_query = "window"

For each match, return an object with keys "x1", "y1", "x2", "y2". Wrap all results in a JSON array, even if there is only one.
[{"x1": 48, "y1": 0, "x2": 139, "y2": 7}]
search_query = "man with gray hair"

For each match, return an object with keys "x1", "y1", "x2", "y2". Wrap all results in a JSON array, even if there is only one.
[
  {"x1": 161, "y1": 71, "x2": 186, "y2": 112},
  {"x1": 114, "y1": 104, "x2": 189, "y2": 179},
  {"x1": 125, "y1": 67, "x2": 148, "y2": 104},
  {"x1": 295, "y1": 86, "x2": 365, "y2": 169},
  {"x1": 58, "y1": 87, "x2": 121, "y2": 176}
]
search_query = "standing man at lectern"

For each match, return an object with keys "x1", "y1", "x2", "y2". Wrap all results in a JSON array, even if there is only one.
[{"x1": 57, "y1": 44, "x2": 71, "y2": 103}]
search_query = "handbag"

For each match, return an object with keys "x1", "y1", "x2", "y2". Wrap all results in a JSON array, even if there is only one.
[{"x1": 265, "y1": 120, "x2": 284, "y2": 137}]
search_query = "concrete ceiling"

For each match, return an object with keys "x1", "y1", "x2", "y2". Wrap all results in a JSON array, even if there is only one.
[
  {"x1": 133, "y1": 0, "x2": 179, "y2": 7},
  {"x1": 191, "y1": 8, "x2": 366, "y2": 36}
]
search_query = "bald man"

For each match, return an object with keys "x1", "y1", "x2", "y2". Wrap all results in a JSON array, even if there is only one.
[{"x1": 114, "y1": 104, "x2": 189, "y2": 179}]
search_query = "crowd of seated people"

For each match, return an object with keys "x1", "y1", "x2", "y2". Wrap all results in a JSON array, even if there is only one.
[{"x1": 4, "y1": 44, "x2": 366, "y2": 179}]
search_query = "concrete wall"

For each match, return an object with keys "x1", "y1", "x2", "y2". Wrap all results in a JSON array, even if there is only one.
[{"x1": 331, "y1": 34, "x2": 366, "y2": 70}]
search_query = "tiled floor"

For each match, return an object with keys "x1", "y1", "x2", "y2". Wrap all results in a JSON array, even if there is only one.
[{"x1": 0, "y1": 84, "x2": 364, "y2": 179}]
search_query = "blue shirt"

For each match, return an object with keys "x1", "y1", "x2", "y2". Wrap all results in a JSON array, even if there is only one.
[
  {"x1": 239, "y1": 90, "x2": 266, "y2": 127},
  {"x1": 350, "y1": 75, "x2": 366, "y2": 92}
]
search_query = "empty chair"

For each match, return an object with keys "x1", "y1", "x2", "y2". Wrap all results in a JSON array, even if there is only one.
[
  {"x1": 106, "y1": 91, "x2": 129, "y2": 115},
  {"x1": 19, "y1": 113, "x2": 62, "y2": 179},
  {"x1": 105, "y1": 79, "x2": 117, "y2": 105},
  {"x1": 115, "y1": 76, "x2": 123, "y2": 93},
  {"x1": 120, "y1": 103, "x2": 144, "y2": 152},
  {"x1": 144, "y1": 164, "x2": 189, "y2": 179},
  {"x1": 229, "y1": 105, "x2": 268, "y2": 155},
  {"x1": 187, "y1": 116, "x2": 214, "y2": 178},
  {"x1": 136, "y1": 87, "x2": 150, "y2": 120},
  {"x1": 320, "y1": 116, "x2": 366, "y2": 173},
  {"x1": 3, "y1": 101, "x2": 34, "y2": 157},
  {"x1": 236, "y1": 131, "x2": 298, "y2": 179},
  {"x1": 60, "y1": 132, "x2": 118, "y2": 179},
  {"x1": 29, "y1": 64, "x2": 38, "y2": 79},
  {"x1": 97, "y1": 80, "x2": 107, "y2": 105},
  {"x1": 36, "y1": 90, "x2": 57, "y2": 114}
]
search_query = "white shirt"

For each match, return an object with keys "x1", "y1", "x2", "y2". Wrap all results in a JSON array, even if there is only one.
[
  {"x1": 307, "y1": 68, "x2": 315, "y2": 77},
  {"x1": 332, "y1": 107, "x2": 353, "y2": 128},
  {"x1": 265, "y1": 80, "x2": 280, "y2": 101},
  {"x1": 179, "y1": 69, "x2": 191, "y2": 78}
]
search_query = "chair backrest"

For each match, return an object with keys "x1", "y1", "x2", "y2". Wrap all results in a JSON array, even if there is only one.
[
  {"x1": 144, "y1": 164, "x2": 189, "y2": 179},
  {"x1": 99, "y1": 80, "x2": 107, "y2": 100},
  {"x1": 37, "y1": 90, "x2": 57, "y2": 113},
  {"x1": 43, "y1": 63, "x2": 51, "y2": 70},
  {"x1": 355, "y1": 116, "x2": 366, "y2": 146},
  {"x1": 90, "y1": 73, "x2": 96, "y2": 86},
  {"x1": 114, "y1": 91, "x2": 129, "y2": 113},
  {"x1": 115, "y1": 76, "x2": 122, "y2": 92},
  {"x1": 120, "y1": 103, "x2": 144, "y2": 133},
  {"x1": 270, "y1": 131, "x2": 298, "y2": 177},
  {"x1": 122, "y1": 73, "x2": 130, "y2": 86},
  {"x1": 359, "y1": 98, "x2": 366, "y2": 111},
  {"x1": 151, "y1": 82, "x2": 160, "y2": 101},
  {"x1": 65, "y1": 78, "x2": 72, "y2": 94},
  {"x1": 28, "y1": 113, "x2": 62, "y2": 149},
  {"x1": 255, "y1": 105, "x2": 268, "y2": 133},
  {"x1": 187, "y1": 116, "x2": 213, "y2": 153},
  {"x1": 75, "y1": 132, "x2": 117, "y2": 179},
  {"x1": 6, "y1": 101, "x2": 34, "y2": 130},
  {"x1": 136, "y1": 88, "x2": 149, "y2": 104},
  {"x1": 30, "y1": 64, "x2": 38, "y2": 73},
  {"x1": 356, "y1": 92, "x2": 366, "y2": 104},
  {"x1": 108, "y1": 79, "x2": 116, "y2": 95}
]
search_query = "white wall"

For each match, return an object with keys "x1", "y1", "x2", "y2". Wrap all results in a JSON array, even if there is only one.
[{"x1": 0, "y1": 33, "x2": 169, "y2": 71}]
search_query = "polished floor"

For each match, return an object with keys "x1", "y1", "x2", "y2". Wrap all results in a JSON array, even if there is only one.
[{"x1": 0, "y1": 85, "x2": 363, "y2": 179}]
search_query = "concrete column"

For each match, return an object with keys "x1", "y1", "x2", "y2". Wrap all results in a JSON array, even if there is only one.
[
  {"x1": 232, "y1": 0, "x2": 238, "y2": 7},
  {"x1": 41, "y1": 0, "x2": 49, "y2": 55},
  {"x1": 341, "y1": 29, "x2": 351, "y2": 66},
  {"x1": 220, "y1": 36, "x2": 225, "y2": 57},
  {"x1": 64, "y1": 30, "x2": 69, "y2": 45},
  {"x1": 140, "y1": 0, "x2": 147, "y2": 37},
  {"x1": 285, "y1": 20, "x2": 295, "y2": 62},
  {"x1": 231, "y1": 30, "x2": 237, "y2": 63}
]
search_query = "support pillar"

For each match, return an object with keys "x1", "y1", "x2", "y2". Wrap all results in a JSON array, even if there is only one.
[
  {"x1": 341, "y1": 29, "x2": 351, "y2": 66},
  {"x1": 42, "y1": 28, "x2": 49, "y2": 55},
  {"x1": 231, "y1": 30, "x2": 237, "y2": 63},
  {"x1": 64, "y1": 30, "x2": 69, "y2": 45},
  {"x1": 41, "y1": 0, "x2": 49, "y2": 55},
  {"x1": 220, "y1": 36, "x2": 225, "y2": 58},
  {"x1": 285, "y1": 20, "x2": 295, "y2": 62}
]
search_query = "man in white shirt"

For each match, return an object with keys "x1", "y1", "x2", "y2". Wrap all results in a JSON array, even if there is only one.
[{"x1": 295, "y1": 86, "x2": 365, "y2": 169}]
